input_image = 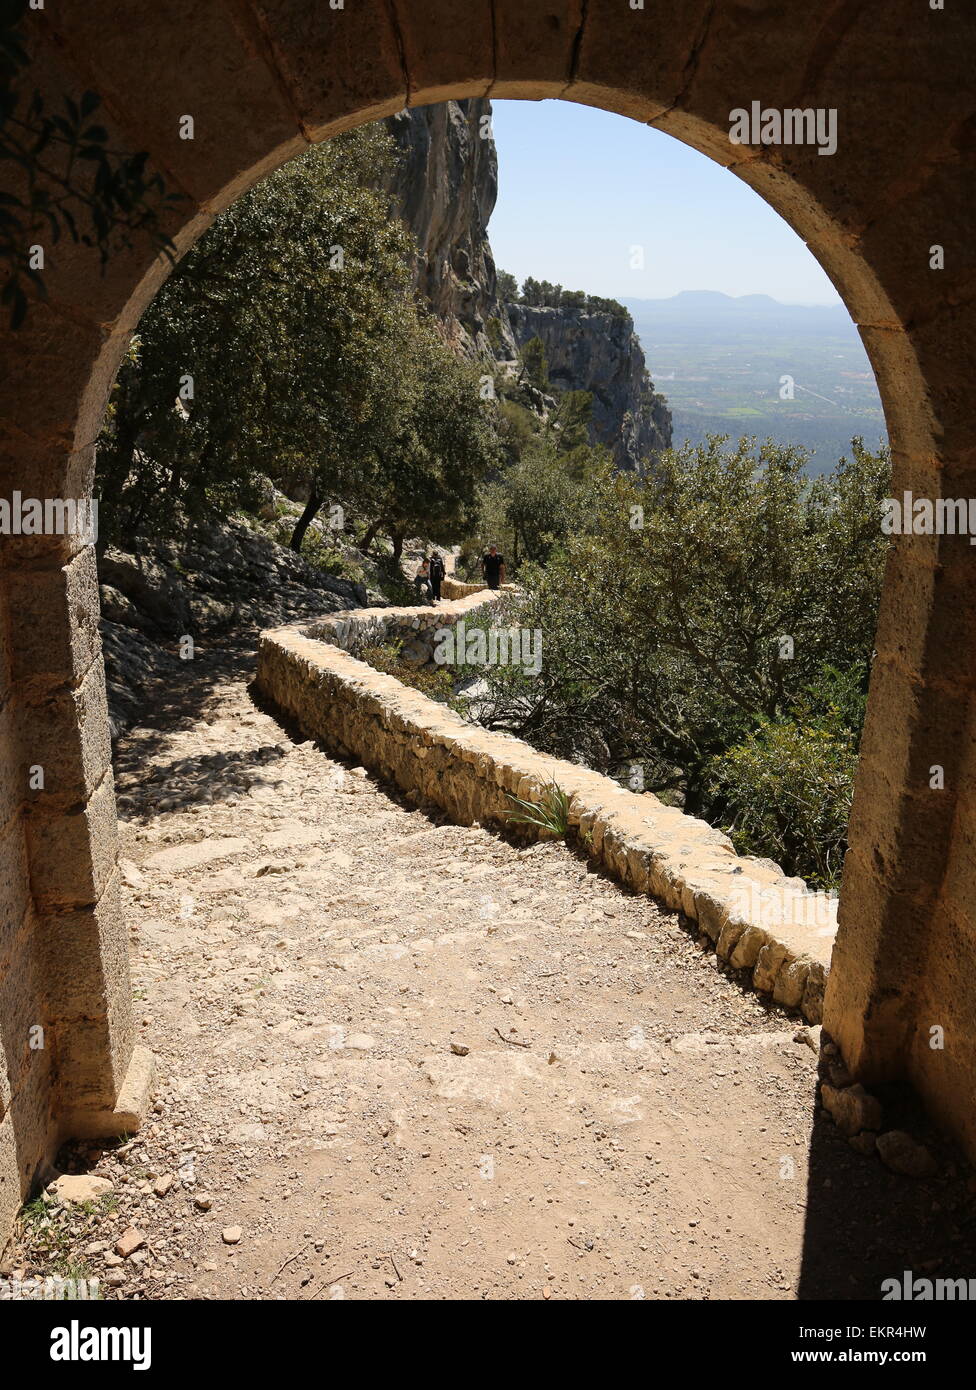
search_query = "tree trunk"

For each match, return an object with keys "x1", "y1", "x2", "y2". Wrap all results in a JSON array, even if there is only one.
[
  {"x1": 359, "y1": 518, "x2": 383, "y2": 554},
  {"x1": 290, "y1": 488, "x2": 323, "y2": 552},
  {"x1": 390, "y1": 530, "x2": 404, "y2": 567}
]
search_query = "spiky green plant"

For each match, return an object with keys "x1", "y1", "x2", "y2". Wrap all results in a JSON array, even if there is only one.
[{"x1": 505, "y1": 777, "x2": 570, "y2": 838}]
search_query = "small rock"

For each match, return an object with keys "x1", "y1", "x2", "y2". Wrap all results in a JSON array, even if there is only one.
[
  {"x1": 876, "y1": 1130, "x2": 938, "y2": 1178},
  {"x1": 450, "y1": 1042, "x2": 470, "y2": 1056},
  {"x1": 153, "y1": 1174, "x2": 175, "y2": 1198},
  {"x1": 222, "y1": 1226, "x2": 243, "y2": 1245},
  {"x1": 824, "y1": 1055, "x2": 854, "y2": 1088},
  {"x1": 848, "y1": 1131, "x2": 878, "y2": 1157},
  {"x1": 118, "y1": 858, "x2": 147, "y2": 889},
  {"x1": 346, "y1": 1033, "x2": 376, "y2": 1050},
  {"x1": 193, "y1": 1193, "x2": 213, "y2": 1211},
  {"x1": 115, "y1": 1227, "x2": 146, "y2": 1259},
  {"x1": 47, "y1": 1173, "x2": 114, "y2": 1205},
  {"x1": 820, "y1": 1082, "x2": 883, "y2": 1136}
]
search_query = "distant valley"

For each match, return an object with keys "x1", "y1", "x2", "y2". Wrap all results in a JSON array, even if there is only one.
[{"x1": 624, "y1": 290, "x2": 888, "y2": 474}]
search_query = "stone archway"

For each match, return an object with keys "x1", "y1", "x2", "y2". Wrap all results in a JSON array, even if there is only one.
[{"x1": 1, "y1": 0, "x2": 974, "y2": 1235}]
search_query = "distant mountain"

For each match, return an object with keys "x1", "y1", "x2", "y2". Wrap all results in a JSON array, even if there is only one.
[
  {"x1": 627, "y1": 291, "x2": 856, "y2": 330},
  {"x1": 622, "y1": 292, "x2": 887, "y2": 475}
]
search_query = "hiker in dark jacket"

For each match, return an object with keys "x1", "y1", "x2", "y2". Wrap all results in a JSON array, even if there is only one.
[
  {"x1": 429, "y1": 551, "x2": 446, "y2": 601},
  {"x1": 482, "y1": 545, "x2": 506, "y2": 590}
]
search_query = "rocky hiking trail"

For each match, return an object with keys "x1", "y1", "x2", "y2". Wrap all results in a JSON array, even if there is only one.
[{"x1": 10, "y1": 634, "x2": 976, "y2": 1301}]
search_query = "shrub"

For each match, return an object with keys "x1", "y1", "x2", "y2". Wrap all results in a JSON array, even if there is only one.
[
  {"x1": 358, "y1": 641, "x2": 460, "y2": 706},
  {"x1": 705, "y1": 701, "x2": 859, "y2": 889}
]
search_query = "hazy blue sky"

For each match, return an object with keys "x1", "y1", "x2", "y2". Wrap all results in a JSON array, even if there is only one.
[{"x1": 488, "y1": 100, "x2": 843, "y2": 307}]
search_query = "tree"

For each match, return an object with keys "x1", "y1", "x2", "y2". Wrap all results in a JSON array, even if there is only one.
[
  {"x1": 496, "y1": 268, "x2": 518, "y2": 302},
  {"x1": 520, "y1": 276, "x2": 543, "y2": 306},
  {"x1": 550, "y1": 389, "x2": 593, "y2": 453},
  {"x1": 470, "y1": 435, "x2": 891, "y2": 883},
  {"x1": 520, "y1": 335, "x2": 549, "y2": 391},
  {"x1": 354, "y1": 314, "x2": 501, "y2": 561},
  {"x1": 95, "y1": 125, "x2": 416, "y2": 547}
]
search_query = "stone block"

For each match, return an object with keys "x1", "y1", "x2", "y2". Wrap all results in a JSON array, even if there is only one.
[
  {"x1": 729, "y1": 925, "x2": 765, "y2": 971},
  {"x1": 20, "y1": 656, "x2": 112, "y2": 809},
  {"x1": 50, "y1": 977, "x2": 135, "y2": 1118},
  {"x1": 0, "y1": 819, "x2": 31, "y2": 950},
  {"x1": 0, "y1": 921, "x2": 46, "y2": 1100},
  {"x1": 26, "y1": 769, "x2": 118, "y2": 912},
  {"x1": 7, "y1": 546, "x2": 102, "y2": 688},
  {"x1": 251, "y1": 0, "x2": 406, "y2": 140},
  {"x1": 38, "y1": 872, "x2": 130, "y2": 1019},
  {"x1": 399, "y1": 0, "x2": 493, "y2": 105},
  {"x1": 773, "y1": 958, "x2": 812, "y2": 1011},
  {"x1": 45, "y1": 2, "x2": 305, "y2": 212},
  {"x1": 492, "y1": 0, "x2": 582, "y2": 96}
]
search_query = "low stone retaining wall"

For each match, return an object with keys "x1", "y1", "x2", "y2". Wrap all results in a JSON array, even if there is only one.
[
  {"x1": 440, "y1": 577, "x2": 517, "y2": 600},
  {"x1": 256, "y1": 599, "x2": 836, "y2": 1023},
  {"x1": 440, "y1": 576, "x2": 485, "y2": 600},
  {"x1": 303, "y1": 589, "x2": 498, "y2": 665}
]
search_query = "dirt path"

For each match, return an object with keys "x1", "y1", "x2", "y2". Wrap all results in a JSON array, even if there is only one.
[{"x1": 10, "y1": 637, "x2": 972, "y2": 1301}]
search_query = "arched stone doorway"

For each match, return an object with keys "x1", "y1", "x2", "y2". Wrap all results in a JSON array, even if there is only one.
[{"x1": 1, "y1": 0, "x2": 974, "y2": 1235}]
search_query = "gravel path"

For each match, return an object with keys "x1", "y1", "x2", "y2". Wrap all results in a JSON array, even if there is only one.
[{"x1": 8, "y1": 638, "x2": 973, "y2": 1301}]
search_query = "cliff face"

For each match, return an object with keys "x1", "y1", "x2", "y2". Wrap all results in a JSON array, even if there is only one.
[
  {"x1": 506, "y1": 302, "x2": 672, "y2": 471},
  {"x1": 382, "y1": 101, "x2": 517, "y2": 362},
  {"x1": 383, "y1": 98, "x2": 671, "y2": 470}
]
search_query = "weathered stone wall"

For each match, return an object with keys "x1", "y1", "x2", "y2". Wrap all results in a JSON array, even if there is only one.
[
  {"x1": 0, "y1": 526, "x2": 153, "y2": 1238},
  {"x1": 257, "y1": 601, "x2": 837, "y2": 1026},
  {"x1": 305, "y1": 588, "x2": 496, "y2": 662},
  {"x1": 0, "y1": 570, "x2": 52, "y2": 1238},
  {"x1": 439, "y1": 577, "x2": 487, "y2": 601}
]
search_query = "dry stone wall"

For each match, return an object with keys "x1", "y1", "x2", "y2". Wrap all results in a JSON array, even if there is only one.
[
  {"x1": 257, "y1": 596, "x2": 836, "y2": 1025},
  {"x1": 304, "y1": 588, "x2": 492, "y2": 664},
  {"x1": 439, "y1": 577, "x2": 489, "y2": 601}
]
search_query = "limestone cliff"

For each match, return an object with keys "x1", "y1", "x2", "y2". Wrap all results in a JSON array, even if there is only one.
[
  {"x1": 383, "y1": 99, "x2": 671, "y2": 468},
  {"x1": 382, "y1": 101, "x2": 517, "y2": 362},
  {"x1": 506, "y1": 301, "x2": 672, "y2": 471}
]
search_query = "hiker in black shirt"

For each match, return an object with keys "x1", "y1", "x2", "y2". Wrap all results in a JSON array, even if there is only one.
[
  {"x1": 429, "y1": 551, "x2": 446, "y2": 601},
  {"x1": 482, "y1": 545, "x2": 505, "y2": 590}
]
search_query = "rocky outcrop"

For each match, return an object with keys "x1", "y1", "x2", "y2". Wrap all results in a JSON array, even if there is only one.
[
  {"x1": 383, "y1": 100, "x2": 671, "y2": 468},
  {"x1": 99, "y1": 518, "x2": 373, "y2": 736},
  {"x1": 382, "y1": 101, "x2": 517, "y2": 362},
  {"x1": 506, "y1": 302, "x2": 672, "y2": 471}
]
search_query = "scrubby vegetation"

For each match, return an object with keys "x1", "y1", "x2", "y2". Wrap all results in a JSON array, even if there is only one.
[
  {"x1": 459, "y1": 434, "x2": 889, "y2": 888},
  {"x1": 499, "y1": 270, "x2": 629, "y2": 319},
  {"x1": 358, "y1": 640, "x2": 464, "y2": 710}
]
